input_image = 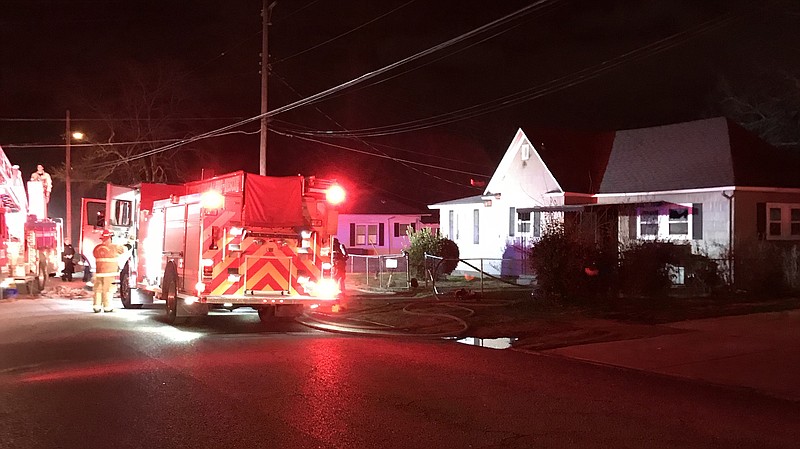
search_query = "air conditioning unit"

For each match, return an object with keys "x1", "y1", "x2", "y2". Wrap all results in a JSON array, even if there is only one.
[{"x1": 520, "y1": 143, "x2": 531, "y2": 161}]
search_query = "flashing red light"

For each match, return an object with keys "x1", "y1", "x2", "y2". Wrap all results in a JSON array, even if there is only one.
[
  {"x1": 326, "y1": 185, "x2": 346, "y2": 205},
  {"x1": 201, "y1": 190, "x2": 225, "y2": 209}
]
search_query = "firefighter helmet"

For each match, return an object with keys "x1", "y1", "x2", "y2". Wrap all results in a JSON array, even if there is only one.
[{"x1": 100, "y1": 229, "x2": 113, "y2": 240}]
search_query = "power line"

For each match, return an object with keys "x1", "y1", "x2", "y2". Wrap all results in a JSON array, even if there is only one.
[
  {"x1": 272, "y1": 0, "x2": 417, "y2": 65},
  {"x1": 279, "y1": 9, "x2": 744, "y2": 138},
  {"x1": 81, "y1": 0, "x2": 565, "y2": 169}
]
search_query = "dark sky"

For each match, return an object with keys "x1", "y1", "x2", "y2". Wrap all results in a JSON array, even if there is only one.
[{"x1": 1, "y1": 0, "x2": 798, "y2": 209}]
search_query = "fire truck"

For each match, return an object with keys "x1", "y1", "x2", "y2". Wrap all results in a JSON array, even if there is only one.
[
  {"x1": 0, "y1": 144, "x2": 64, "y2": 292},
  {"x1": 108, "y1": 171, "x2": 345, "y2": 325}
]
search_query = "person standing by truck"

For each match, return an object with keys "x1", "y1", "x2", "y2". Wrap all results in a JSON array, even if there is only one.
[{"x1": 92, "y1": 230, "x2": 124, "y2": 313}]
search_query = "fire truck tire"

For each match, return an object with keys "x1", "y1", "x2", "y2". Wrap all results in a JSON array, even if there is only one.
[
  {"x1": 163, "y1": 267, "x2": 185, "y2": 325},
  {"x1": 119, "y1": 263, "x2": 142, "y2": 309},
  {"x1": 257, "y1": 306, "x2": 277, "y2": 323}
]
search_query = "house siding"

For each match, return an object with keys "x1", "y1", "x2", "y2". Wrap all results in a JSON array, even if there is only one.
[{"x1": 337, "y1": 213, "x2": 430, "y2": 255}]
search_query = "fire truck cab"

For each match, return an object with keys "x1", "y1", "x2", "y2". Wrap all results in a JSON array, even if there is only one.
[{"x1": 114, "y1": 171, "x2": 344, "y2": 325}]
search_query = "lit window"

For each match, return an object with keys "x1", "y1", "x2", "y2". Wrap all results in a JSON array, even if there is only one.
[{"x1": 367, "y1": 225, "x2": 378, "y2": 245}]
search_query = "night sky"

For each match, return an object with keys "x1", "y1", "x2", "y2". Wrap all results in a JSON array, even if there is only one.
[{"x1": 2, "y1": 0, "x2": 798, "y2": 212}]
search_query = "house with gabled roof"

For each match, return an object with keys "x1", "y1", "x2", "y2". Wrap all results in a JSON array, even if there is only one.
[
  {"x1": 429, "y1": 117, "x2": 800, "y2": 282},
  {"x1": 336, "y1": 190, "x2": 436, "y2": 256}
]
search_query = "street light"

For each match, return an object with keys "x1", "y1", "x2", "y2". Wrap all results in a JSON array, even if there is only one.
[{"x1": 65, "y1": 110, "x2": 84, "y2": 245}]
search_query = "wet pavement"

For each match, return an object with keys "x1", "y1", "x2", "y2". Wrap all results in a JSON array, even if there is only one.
[{"x1": 540, "y1": 309, "x2": 800, "y2": 401}]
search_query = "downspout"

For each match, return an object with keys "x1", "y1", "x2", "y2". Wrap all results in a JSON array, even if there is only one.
[{"x1": 722, "y1": 191, "x2": 734, "y2": 285}]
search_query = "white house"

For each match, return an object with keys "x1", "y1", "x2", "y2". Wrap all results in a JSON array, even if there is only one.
[{"x1": 429, "y1": 117, "x2": 800, "y2": 281}]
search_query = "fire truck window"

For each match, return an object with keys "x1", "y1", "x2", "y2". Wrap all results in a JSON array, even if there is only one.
[
  {"x1": 95, "y1": 211, "x2": 105, "y2": 228},
  {"x1": 114, "y1": 200, "x2": 132, "y2": 226}
]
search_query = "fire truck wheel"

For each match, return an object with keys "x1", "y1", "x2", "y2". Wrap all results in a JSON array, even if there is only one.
[
  {"x1": 119, "y1": 263, "x2": 142, "y2": 309},
  {"x1": 163, "y1": 272, "x2": 185, "y2": 325},
  {"x1": 257, "y1": 306, "x2": 277, "y2": 324}
]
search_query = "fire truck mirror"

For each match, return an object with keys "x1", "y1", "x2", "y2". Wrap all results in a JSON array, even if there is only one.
[{"x1": 95, "y1": 211, "x2": 106, "y2": 228}]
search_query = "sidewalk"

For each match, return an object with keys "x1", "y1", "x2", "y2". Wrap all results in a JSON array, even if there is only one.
[{"x1": 541, "y1": 309, "x2": 800, "y2": 401}]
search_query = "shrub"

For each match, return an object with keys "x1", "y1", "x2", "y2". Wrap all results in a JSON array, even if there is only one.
[
  {"x1": 404, "y1": 228, "x2": 460, "y2": 280},
  {"x1": 618, "y1": 241, "x2": 683, "y2": 297},
  {"x1": 529, "y1": 221, "x2": 610, "y2": 302}
]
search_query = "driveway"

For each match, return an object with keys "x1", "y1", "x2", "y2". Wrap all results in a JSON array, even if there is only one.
[{"x1": 541, "y1": 309, "x2": 800, "y2": 401}]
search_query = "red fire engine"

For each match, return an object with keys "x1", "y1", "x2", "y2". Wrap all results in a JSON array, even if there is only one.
[
  {"x1": 110, "y1": 171, "x2": 345, "y2": 325},
  {"x1": 0, "y1": 145, "x2": 64, "y2": 292}
]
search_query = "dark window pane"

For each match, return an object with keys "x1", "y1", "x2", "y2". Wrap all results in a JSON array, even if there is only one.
[
  {"x1": 641, "y1": 223, "x2": 658, "y2": 236},
  {"x1": 792, "y1": 209, "x2": 800, "y2": 221},
  {"x1": 770, "y1": 222, "x2": 782, "y2": 236},
  {"x1": 669, "y1": 223, "x2": 689, "y2": 235},
  {"x1": 640, "y1": 211, "x2": 658, "y2": 224},
  {"x1": 517, "y1": 212, "x2": 531, "y2": 220},
  {"x1": 669, "y1": 208, "x2": 688, "y2": 220},
  {"x1": 792, "y1": 223, "x2": 800, "y2": 235},
  {"x1": 770, "y1": 208, "x2": 782, "y2": 221}
]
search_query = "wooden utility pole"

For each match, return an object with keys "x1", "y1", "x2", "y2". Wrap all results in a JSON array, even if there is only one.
[
  {"x1": 260, "y1": 1, "x2": 277, "y2": 176},
  {"x1": 65, "y1": 109, "x2": 72, "y2": 243}
]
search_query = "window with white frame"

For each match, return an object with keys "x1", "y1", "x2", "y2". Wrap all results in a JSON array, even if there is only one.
[
  {"x1": 517, "y1": 211, "x2": 531, "y2": 234},
  {"x1": 514, "y1": 210, "x2": 542, "y2": 238},
  {"x1": 766, "y1": 203, "x2": 800, "y2": 240},
  {"x1": 637, "y1": 204, "x2": 692, "y2": 240},
  {"x1": 355, "y1": 224, "x2": 379, "y2": 246},
  {"x1": 639, "y1": 209, "x2": 659, "y2": 237}
]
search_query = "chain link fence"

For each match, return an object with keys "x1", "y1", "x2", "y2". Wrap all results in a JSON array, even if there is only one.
[{"x1": 345, "y1": 253, "x2": 410, "y2": 291}]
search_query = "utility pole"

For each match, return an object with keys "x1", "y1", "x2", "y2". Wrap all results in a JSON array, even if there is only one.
[
  {"x1": 65, "y1": 109, "x2": 72, "y2": 244},
  {"x1": 260, "y1": 1, "x2": 277, "y2": 176}
]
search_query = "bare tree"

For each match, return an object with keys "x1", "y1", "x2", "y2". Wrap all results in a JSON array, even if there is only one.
[
  {"x1": 52, "y1": 61, "x2": 217, "y2": 187},
  {"x1": 716, "y1": 71, "x2": 800, "y2": 149}
]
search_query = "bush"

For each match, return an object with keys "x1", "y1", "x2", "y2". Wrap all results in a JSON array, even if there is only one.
[
  {"x1": 618, "y1": 241, "x2": 680, "y2": 297},
  {"x1": 529, "y1": 222, "x2": 611, "y2": 302},
  {"x1": 405, "y1": 228, "x2": 460, "y2": 280}
]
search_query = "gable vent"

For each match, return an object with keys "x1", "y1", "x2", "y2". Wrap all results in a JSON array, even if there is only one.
[{"x1": 520, "y1": 143, "x2": 531, "y2": 161}]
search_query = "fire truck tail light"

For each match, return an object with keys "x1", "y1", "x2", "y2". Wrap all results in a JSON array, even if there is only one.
[
  {"x1": 322, "y1": 262, "x2": 332, "y2": 270},
  {"x1": 227, "y1": 274, "x2": 241, "y2": 282},
  {"x1": 297, "y1": 275, "x2": 310, "y2": 285},
  {"x1": 185, "y1": 297, "x2": 198, "y2": 305},
  {"x1": 229, "y1": 226, "x2": 243, "y2": 236},
  {"x1": 300, "y1": 230, "x2": 312, "y2": 239},
  {"x1": 194, "y1": 282, "x2": 206, "y2": 294},
  {"x1": 325, "y1": 185, "x2": 346, "y2": 205},
  {"x1": 202, "y1": 258, "x2": 214, "y2": 267}
]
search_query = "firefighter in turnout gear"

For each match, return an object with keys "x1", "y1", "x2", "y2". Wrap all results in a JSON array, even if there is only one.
[{"x1": 92, "y1": 230, "x2": 124, "y2": 313}]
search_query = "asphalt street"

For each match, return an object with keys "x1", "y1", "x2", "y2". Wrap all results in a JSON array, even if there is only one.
[{"x1": 1, "y1": 294, "x2": 798, "y2": 448}]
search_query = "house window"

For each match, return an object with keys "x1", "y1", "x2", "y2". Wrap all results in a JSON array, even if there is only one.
[
  {"x1": 668, "y1": 207, "x2": 689, "y2": 236},
  {"x1": 769, "y1": 208, "x2": 782, "y2": 236},
  {"x1": 354, "y1": 224, "x2": 379, "y2": 246},
  {"x1": 473, "y1": 209, "x2": 480, "y2": 244},
  {"x1": 639, "y1": 210, "x2": 659, "y2": 237},
  {"x1": 448, "y1": 210, "x2": 454, "y2": 239},
  {"x1": 517, "y1": 212, "x2": 531, "y2": 233},
  {"x1": 764, "y1": 203, "x2": 800, "y2": 240},
  {"x1": 394, "y1": 223, "x2": 415, "y2": 237}
]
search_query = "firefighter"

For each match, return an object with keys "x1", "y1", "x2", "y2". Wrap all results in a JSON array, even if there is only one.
[
  {"x1": 30, "y1": 164, "x2": 53, "y2": 203},
  {"x1": 61, "y1": 243, "x2": 75, "y2": 281},
  {"x1": 92, "y1": 230, "x2": 124, "y2": 313},
  {"x1": 332, "y1": 238, "x2": 348, "y2": 298}
]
